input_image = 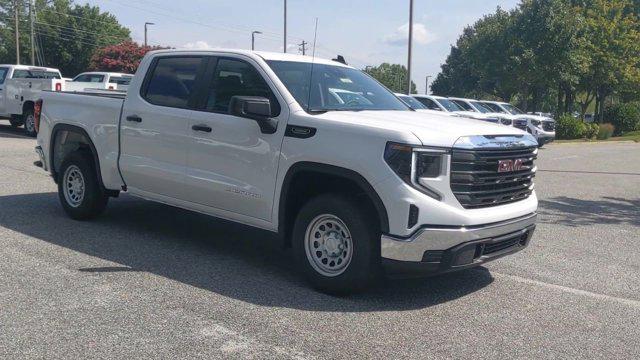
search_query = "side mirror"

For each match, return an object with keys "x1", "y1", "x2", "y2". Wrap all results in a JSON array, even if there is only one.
[{"x1": 229, "y1": 96, "x2": 278, "y2": 134}]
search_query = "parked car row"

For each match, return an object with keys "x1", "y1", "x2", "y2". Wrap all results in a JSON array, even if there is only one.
[
  {"x1": 397, "y1": 94, "x2": 556, "y2": 147},
  {"x1": 0, "y1": 64, "x2": 132, "y2": 137}
]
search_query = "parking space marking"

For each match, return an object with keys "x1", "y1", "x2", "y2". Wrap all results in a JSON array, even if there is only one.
[
  {"x1": 550, "y1": 155, "x2": 579, "y2": 161},
  {"x1": 492, "y1": 271, "x2": 640, "y2": 308}
]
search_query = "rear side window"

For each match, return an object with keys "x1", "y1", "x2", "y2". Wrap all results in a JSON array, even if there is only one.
[
  {"x1": 73, "y1": 74, "x2": 105, "y2": 83},
  {"x1": 143, "y1": 57, "x2": 203, "y2": 108},
  {"x1": 203, "y1": 58, "x2": 280, "y2": 116},
  {"x1": 0, "y1": 67, "x2": 8, "y2": 84}
]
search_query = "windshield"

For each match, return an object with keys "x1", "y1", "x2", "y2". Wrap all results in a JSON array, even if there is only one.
[
  {"x1": 398, "y1": 95, "x2": 427, "y2": 109},
  {"x1": 435, "y1": 98, "x2": 463, "y2": 112},
  {"x1": 451, "y1": 99, "x2": 474, "y2": 111},
  {"x1": 470, "y1": 101, "x2": 494, "y2": 113},
  {"x1": 0, "y1": 67, "x2": 8, "y2": 84},
  {"x1": 267, "y1": 60, "x2": 409, "y2": 112},
  {"x1": 502, "y1": 103, "x2": 525, "y2": 115},
  {"x1": 482, "y1": 102, "x2": 507, "y2": 113}
]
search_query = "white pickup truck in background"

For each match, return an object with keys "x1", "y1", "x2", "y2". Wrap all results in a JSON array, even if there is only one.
[
  {"x1": 65, "y1": 72, "x2": 134, "y2": 92},
  {"x1": 0, "y1": 64, "x2": 64, "y2": 136},
  {"x1": 35, "y1": 49, "x2": 538, "y2": 293},
  {"x1": 481, "y1": 100, "x2": 556, "y2": 146}
]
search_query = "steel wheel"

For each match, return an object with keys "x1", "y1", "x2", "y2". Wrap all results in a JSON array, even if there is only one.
[
  {"x1": 304, "y1": 214, "x2": 353, "y2": 277},
  {"x1": 24, "y1": 114, "x2": 35, "y2": 133},
  {"x1": 63, "y1": 165, "x2": 86, "y2": 208}
]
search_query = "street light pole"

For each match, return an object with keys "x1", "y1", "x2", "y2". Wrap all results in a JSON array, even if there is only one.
[
  {"x1": 251, "y1": 31, "x2": 262, "y2": 51},
  {"x1": 30, "y1": 0, "x2": 35, "y2": 65},
  {"x1": 14, "y1": 0, "x2": 20, "y2": 64},
  {"x1": 283, "y1": 0, "x2": 287, "y2": 53},
  {"x1": 425, "y1": 75, "x2": 431, "y2": 95},
  {"x1": 406, "y1": 0, "x2": 414, "y2": 95},
  {"x1": 144, "y1": 22, "x2": 155, "y2": 47}
]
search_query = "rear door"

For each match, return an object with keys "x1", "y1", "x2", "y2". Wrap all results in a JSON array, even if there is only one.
[
  {"x1": 184, "y1": 55, "x2": 288, "y2": 222},
  {"x1": 119, "y1": 55, "x2": 207, "y2": 200}
]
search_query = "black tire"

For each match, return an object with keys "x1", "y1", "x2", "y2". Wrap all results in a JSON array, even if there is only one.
[
  {"x1": 292, "y1": 194, "x2": 380, "y2": 294},
  {"x1": 23, "y1": 108, "x2": 37, "y2": 137},
  {"x1": 9, "y1": 115, "x2": 24, "y2": 128},
  {"x1": 57, "y1": 151, "x2": 109, "y2": 220}
]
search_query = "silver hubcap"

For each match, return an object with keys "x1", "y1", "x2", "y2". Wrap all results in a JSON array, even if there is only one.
[
  {"x1": 25, "y1": 114, "x2": 35, "y2": 132},
  {"x1": 63, "y1": 165, "x2": 85, "y2": 207},
  {"x1": 304, "y1": 214, "x2": 353, "y2": 277}
]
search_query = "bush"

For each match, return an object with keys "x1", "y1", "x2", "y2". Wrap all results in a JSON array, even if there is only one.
[
  {"x1": 597, "y1": 123, "x2": 615, "y2": 140},
  {"x1": 603, "y1": 102, "x2": 640, "y2": 135},
  {"x1": 584, "y1": 123, "x2": 599, "y2": 139},
  {"x1": 556, "y1": 114, "x2": 587, "y2": 139}
]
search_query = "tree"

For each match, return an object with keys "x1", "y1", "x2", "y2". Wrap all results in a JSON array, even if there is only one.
[
  {"x1": 0, "y1": 0, "x2": 130, "y2": 76},
  {"x1": 89, "y1": 41, "x2": 167, "y2": 73},
  {"x1": 364, "y1": 63, "x2": 417, "y2": 94}
]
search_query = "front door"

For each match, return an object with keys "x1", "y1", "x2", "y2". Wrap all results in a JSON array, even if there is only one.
[
  {"x1": 185, "y1": 56, "x2": 288, "y2": 222},
  {"x1": 119, "y1": 56, "x2": 206, "y2": 200}
]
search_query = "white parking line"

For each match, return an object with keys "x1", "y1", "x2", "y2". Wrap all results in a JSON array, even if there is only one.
[
  {"x1": 492, "y1": 271, "x2": 640, "y2": 308},
  {"x1": 550, "y1": 155, "x2": 579, "y2": 160}
]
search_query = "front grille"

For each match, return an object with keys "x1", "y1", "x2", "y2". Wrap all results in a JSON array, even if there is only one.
[
  {"x1": 450, "y1": 147, "x2": 537, "y2": 209},
  {"x1": 514, "y1": 119, "x2": 528, "y2": 131},
  {"x1": 542, "y1": 121, "x2": 555, "y2": 131}
]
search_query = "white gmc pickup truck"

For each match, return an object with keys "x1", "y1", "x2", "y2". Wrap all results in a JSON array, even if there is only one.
[{"x1": 35, "y1": 49, "x2": 538, "y2": 293}]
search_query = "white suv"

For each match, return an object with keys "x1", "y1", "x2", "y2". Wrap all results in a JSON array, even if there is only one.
[{"x1": 482, "y1": 101, "x2": 556, "y2": 146}]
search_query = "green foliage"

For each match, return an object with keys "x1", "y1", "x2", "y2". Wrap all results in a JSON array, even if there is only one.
[
  {"x1": 0, "y1": 0, "x2": 130, "y2": 77},
  {"x1": 604, "y1": 102, "x2": 640, "y2": 135},
  {"x1": 556, "y1": 114, "x2": 587, "y2": 139},
  {"x1": 431, "y1": 0, "x2": 640, "y2": 113},
  {"x1": 597, "y1": 123, "x2": 615, "y2": 139},
  {"x1": 584, "y1": 122, "x2": 600, "y2": 139},
  {"x1": 364, "y1": 63, "x2": 417, "y2": 94}
]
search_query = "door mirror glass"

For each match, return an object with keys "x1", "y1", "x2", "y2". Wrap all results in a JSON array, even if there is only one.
[{"x1": 229, "y1": 96, "x2": 277, "y2": 134}]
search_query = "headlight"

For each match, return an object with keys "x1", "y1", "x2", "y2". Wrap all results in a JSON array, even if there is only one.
[
  {"x1": 384, "y1": 142, "x2": 446, "y2": 200},
  {"x1": 531, "y1": 119, "x2": 541, "y2": 127},
  {"x1": 500, "y1": 118, "x2": 513, "y2": 126}
]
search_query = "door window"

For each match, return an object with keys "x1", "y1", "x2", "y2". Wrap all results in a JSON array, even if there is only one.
[
  {"x1": 203, "y1": 58, "x2": 280, "y2": 116},
  {"x1": 0, "y1": 67, "x2": 8, "y2": 84},
  {"x1": 143, "y1": 57, "x2": 204, "y2": 108}
]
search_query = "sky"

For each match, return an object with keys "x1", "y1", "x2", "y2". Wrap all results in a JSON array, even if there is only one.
[{"x1": 83, "y1": 0, "x2": 520, "y2": 93}]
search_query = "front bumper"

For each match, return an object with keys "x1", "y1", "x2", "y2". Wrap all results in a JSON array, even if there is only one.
[
  {"x1": 381, "y1": 213, "x2": 537, "y2": 277},
  {"x1": 535, "y1": 131, "x2": 555, "y2": 144}
]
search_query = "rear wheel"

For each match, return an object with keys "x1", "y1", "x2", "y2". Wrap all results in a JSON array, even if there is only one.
[
  {"x1": 23, "y1": 109, "x2": 37, "y2": 137},
  {"x1": 58, "y1": 151, "x2": 109, "y2": 220},
  {"x1": 292, "y1": 194, "x2": 380, "y2": 294}
]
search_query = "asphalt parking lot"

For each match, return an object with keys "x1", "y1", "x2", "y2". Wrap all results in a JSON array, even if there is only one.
[{"x1": 1, "y1": 123, "x2": 639, "y2": 359}]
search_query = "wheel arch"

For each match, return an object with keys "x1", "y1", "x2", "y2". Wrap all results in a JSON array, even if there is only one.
[
  {"x1": 49, "y1": 123, "x2": 105, "y2": 191},
  {"x1": 278, "y1": 162, "x2": 389, "y2": 246}
]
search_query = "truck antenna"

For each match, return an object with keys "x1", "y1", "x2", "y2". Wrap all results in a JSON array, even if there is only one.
[{"x1": 306, "y1": 18, "x2": 319, "y2": 113}]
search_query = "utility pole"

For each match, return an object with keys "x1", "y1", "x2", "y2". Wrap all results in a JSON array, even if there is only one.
[
  {"x1": 14, "y1": 0, "x2": 20, "y2": 64},
  {"x1": 251, "y1": 31, "x2": 262, "y2": 50},
  {"x1": 144, "y1": 22, "x2": 155, "y2": 47},
  {"x1": 283, "y1": 0, "x2": 287, "y2": 53},
  {"x1": 30, "y1": 0, "x2": 35, "y2": 65},
  {"x1": 406, "y1": 0, "x2": 414, "y2": 95},
  {"x1": 425, "y1": 75, "x2": 431, "y2": 95},
  {"x1": 298, "y1": 40, "x2": 307, "y2": 55}
]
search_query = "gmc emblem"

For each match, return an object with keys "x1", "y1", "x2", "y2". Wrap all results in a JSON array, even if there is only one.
[{"x1": 498, "y1": 158, "x2": 526, "y2": 173}]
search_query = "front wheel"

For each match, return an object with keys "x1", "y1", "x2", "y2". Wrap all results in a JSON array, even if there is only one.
[
  {"x1": 292, "y1": 194, "x2": 380, "y2": 294},
  {"x1": 58, "y1": 151, "x2": 109, "y2": 220},
  {"x1": 23, "y1": 109, "x2": 37, "y2": 137}
]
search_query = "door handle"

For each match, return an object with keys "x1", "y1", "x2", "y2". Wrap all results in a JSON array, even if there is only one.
[
  {"x1": 126, "y1": 115, "x2": 142, "y2": 123},
  {"x1": 191, "y1": 124, "x2": 212, "y2": 133}
]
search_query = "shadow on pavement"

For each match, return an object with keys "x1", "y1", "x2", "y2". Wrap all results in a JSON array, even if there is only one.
[
  {"x1": 0, "y1": 192, "x2": 494, "y2": 312},
  {"x1": 0, "y1": 123, "x2": 30, "y2": 139},
  {"x1": 539, "y1": 196, "x2": 640, "y2": 227}
]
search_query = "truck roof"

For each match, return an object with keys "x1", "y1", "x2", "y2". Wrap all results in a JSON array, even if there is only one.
[
  {"x1": 148, "y1": 48, "x2": 352, "y2": 68},
  {"x1": 0, "y1": 64, "x2": 61, "y2": 73}
]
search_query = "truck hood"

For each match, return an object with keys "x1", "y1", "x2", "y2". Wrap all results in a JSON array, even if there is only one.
[{"x1": 315, "y1": 110, "x2": 529, "y2": 148}]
